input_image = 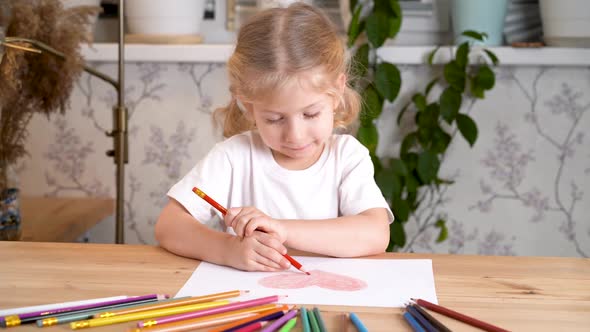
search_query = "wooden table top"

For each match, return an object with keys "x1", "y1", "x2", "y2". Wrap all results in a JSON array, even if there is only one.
[
  {"x1": 20, "y1": 196, "x2": 114, "y2": 242},
  {"x1": 0, "y1": 242, "x2": 589, "y2": 331}
]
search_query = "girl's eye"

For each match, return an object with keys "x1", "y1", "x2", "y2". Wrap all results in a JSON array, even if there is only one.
[
  {"x1": 304, "y1": 112, "x2": 320, "y2": 119},
  {"x1": 265, "y1": 117, "x2": 283, "y2": 124}
]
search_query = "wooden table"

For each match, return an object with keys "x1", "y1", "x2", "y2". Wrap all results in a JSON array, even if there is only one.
[
  {"x1": 0, "y1": 242, "x2": 589, "y2": 331},
  {"x1": 20, "y1": 197, "x2": 114, "y2": 242}
]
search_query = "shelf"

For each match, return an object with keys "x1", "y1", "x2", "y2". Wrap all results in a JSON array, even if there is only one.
[{"x1": 82, "y1": 43, "x2": 590, "y2": 66}]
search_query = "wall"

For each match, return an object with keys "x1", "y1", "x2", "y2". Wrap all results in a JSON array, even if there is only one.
[{"x1": 18, "y1": 62, "x2": 590, "y2": 257}]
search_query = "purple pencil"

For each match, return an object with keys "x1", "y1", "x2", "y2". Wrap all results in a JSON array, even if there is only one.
[
  {"x1": 1, "y1": 294, "x2": 167, "y2": 327},
  {"x1": 137, "y1": 295, "x2": 282, "y2": 328},
  {"x1": 260, "y1": 309, "x2": 298, "y2": 332}
]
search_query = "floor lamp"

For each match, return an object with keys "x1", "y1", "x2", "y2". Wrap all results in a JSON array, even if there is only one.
[{"x1": 1, "y1": 1, "x2": 128, "y2": 244}]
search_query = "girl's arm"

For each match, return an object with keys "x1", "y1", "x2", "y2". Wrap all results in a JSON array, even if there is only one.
[
  {"x1": 280, "y1": 208, "x2": 390, "y2": 257},
  {"x1": 231, "y1": 207, "x2": 390, "y2": 258},
  {"x1": 155, "y1": 198, "x2": 290, "y2": 271}
]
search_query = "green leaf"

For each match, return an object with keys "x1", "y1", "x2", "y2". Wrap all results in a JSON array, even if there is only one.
[
  {"x1": 392, "y1": 196, "x2": 409, "y2": 222},
  {"x1": 370, "y1": 152, "x2": 383, "y2": 173},
  {"x1": 456, "y1": 42, "x2": 469, "y2": 69},
  {"x1": 405, "y1": 173, "x2": 419, "y2": 193},
  {"x1": 456, "y1": 113, "x2": 478, "y2": 147},
  {"x1": 360, "y1": 85, "x2": 383, "y2": 125},
  {"x1": 357, "y1": 123, "x2": 379, "y2": 153},
  {"x1": 388, "y1": 15, "x2": 402, "y2": 39},
  {"x1": 401, "y1": 152, "x2": 418, "y2": 172},
  {"x1": 444, "y1": 60, "x2": 466, "y2": 92},
  {"x1": 375, "y1": 62, "x2": 401, "y2": 102},
  {"x1": 417, "y1": 103, "x2": 439, "y2": 129},
  {"x1": 412, "y1": 93, "x2": 427, "y2": 111},
  {"x1": 397, "y1": 102, "x2": 410, "y2": 125},
  {"x1": 484, "y1": 49, "x2": 499, "y2": 66},
  {"x1": 389, "y1": 0, "x2": 402, "y2": 17},
  {"x1": 388, "y1": 220, "x2": 406, "y2": 251},
  {"x1": 475, "y1": 65, "x2": 495, "y2": 90},
  {"x1": 366, "y1": 12, "x2": 390, "y2": 48},
  {"x1": 347, "y1": 6, "x2": 363, "y2": 47},
  {"x1": 428, "y1": 46, "x2": 440, "y2": 65},
  {"x1": 352, "y1": 43, "x2": 369, "y2": 79},
  {"x1": 435, "y1": 219, "x2": 448, "y2": 243},
  {"x1": 375, "y1": 168, "x2": 401, "y2": 200},
  {"x1": 417, "y1": 150, "x2": 440, "y2": 184},
  {"x1": 424, "y1": 77, "x2": 439, "y2": 98},
  {"x1": 431, "y1": 127, "x2": 452, "y2": 153},
  {"x1": 471, "y1": 76, "x2": 485, "y2": 99},
  {"x1": 350, "y1": 0, "x2": 358, "y2": 12},
  {"x1": 439, "y1": 87, "x2": 462, "y2": 124},
  {"x1": 462, "y1": 30, "x2": 487, "y2": 41},
  {"x1": 391, "y1": 158, "x2": 409, "y2": 177}
]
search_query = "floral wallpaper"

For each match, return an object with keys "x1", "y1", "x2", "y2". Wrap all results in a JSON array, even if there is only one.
[{"x1": 18, "y1": 62, "x2": 590, "y2": 258}]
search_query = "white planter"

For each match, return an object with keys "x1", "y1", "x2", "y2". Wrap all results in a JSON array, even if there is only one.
[
  {"x1": 539, "y1": 0, "x2": 590, "y2": 47},
  {"x1": 126, "y1": 0, "x2": 205, "y2": 35}
]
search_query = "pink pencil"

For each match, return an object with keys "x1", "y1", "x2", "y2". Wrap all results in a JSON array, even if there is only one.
[{"x1": 137, "y1": 295, "x2": 283, "y2": 328}]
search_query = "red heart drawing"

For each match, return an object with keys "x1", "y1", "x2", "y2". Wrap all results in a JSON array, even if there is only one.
[{"x1": 258, "y1": 269, "x2": 367, "y2": 291}]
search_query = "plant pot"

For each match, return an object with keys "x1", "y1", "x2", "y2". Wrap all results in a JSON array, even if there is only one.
[
  {"x1": 126, "y1": 0, "x2": 205, "y2": 35},
  {"x1": 451, "y1": 0, "x2": 508, "y2": 46},
  {"x1": 539, "y1": 0, "x2": 590, "y2": 47},
  {"x1": 0, "y1": 163, "x2": 21, "y2": 240}
]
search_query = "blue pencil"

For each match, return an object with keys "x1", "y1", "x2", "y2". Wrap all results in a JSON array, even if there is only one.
[
  {"x1": 300, "y1": 307, "x2": 311, "y2": 332},
  {"x1": 403, "y1": 311, "x2": 426, "y2": 332},
  {"x1": 349, "y1": 312, "x2": 368, "y2": 332},
  {"x1": 407, "y1": 305, "x2": 439, "y2": 332}
]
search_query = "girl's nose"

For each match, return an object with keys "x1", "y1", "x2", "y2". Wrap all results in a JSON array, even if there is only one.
[{"x1": 284, "y1": 119, "x2": 304, "y2": 142}]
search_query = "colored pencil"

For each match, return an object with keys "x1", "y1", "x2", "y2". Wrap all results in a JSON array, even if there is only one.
[
  {"x1": 137, "y1": 295, "x2": 281, "y2": 328},
  {"x1": 0, "y1": 295, "x2": 126, "y2": 317},
  {"x1": 312, "y1": 308, "x2": 327, "y2": 332},
  {"x1": 260, "y1": 309, "x2": 298, "y2": 332},
  {"x1": 70, "y1": 300, "x2": 229, "y2": 329},
  {"x1": 221, "y1": 309, "x2": 286, "y2": 332},
  {"x1": 300, "y1": 307, "x2": 311, "y2": 332},
  {"x1": 412, "y1": 298, "x2": 509, "y2": 332},
  {"x1": 234, "y1": 320, "x2": 268, "y2": 332},
  {"x1": 411, "y1": 304, "x2": 451, "y2": 332},
  {"x1": 192, "y1": 186, "x2": 309, "y2": 275},
  {"x1": 97, "y1": 291, "x2": 243, "y2": 318},
  {"x1": 349, "y1": 312, "x2": 368, "y2": 332},
  {"x1": 129, "y1": 305, "x2": 288, "y2": 332},
  {"x1": 2, "y1": 294, "x2": 166, "y2": 327},
  {"x1": 406, "y1": 305, "x2": 438, "y2": 332},
  {"x1": 36, "y1": 297, "x2": 174, "y2": 327},
  {"x1": 404, "y1": 311, "x2": 426, "y2": 332},
  {"x1": 307, "y1": 306, "x2": 320, "y2": 332},
  {"x1": 278, "y1": 317, "x2": 297, "y2": 332}
]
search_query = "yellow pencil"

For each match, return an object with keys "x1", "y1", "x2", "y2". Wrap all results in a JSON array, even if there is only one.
[
  {"x1": 70, "y1": 300, "x2": 229, "y2": 329},
  {"x1": 129, "y1": 304, "x2": 288, "y2": 332},
  {"x1": 95, "y1": 290, "x2": 248, "y2": 318}
]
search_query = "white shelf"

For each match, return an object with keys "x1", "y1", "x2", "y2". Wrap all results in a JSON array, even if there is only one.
[{"x1": 82, "y1": 44, "x2": 590, "y2": 66}]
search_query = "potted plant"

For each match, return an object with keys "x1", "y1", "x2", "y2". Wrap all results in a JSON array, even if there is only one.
[{"x1": 347, "y1": 0, "x2": 498, "y2": 251}]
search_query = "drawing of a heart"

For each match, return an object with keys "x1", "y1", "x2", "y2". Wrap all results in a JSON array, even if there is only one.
[{"x1": 258, "y1": 269, "x2": 367, "y2": 291}]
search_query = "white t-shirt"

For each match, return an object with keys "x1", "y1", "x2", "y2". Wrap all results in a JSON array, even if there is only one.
[{"x1": 167, "y1": 131, "x2": 393, "y2": 232}]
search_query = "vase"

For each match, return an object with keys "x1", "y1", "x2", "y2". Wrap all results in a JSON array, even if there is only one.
[
  {"x1": 451, "y1": 0, "x2": 508, "y2": 46},
  {"x1": 539, "y1": 0, "x2": 590, "y2": 47},
  {"x1": 0, "y1": 165, "x2": 21, "y2": 240}
]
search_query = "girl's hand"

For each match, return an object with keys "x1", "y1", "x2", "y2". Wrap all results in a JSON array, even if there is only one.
[
  {"x1": 225, "y1": 207, "x2": 287, "y2": 242},
  {"x1": 225, "y1": 231, "x2": 291, "y2": 272}
]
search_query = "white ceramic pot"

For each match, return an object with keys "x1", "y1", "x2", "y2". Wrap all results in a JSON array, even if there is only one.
[
  {"x1": 539, "y1": 0, "x2": 590, "y2": 47},
  {"x1": 126, "y1": 0, "x2": 205, "y2": 35}
]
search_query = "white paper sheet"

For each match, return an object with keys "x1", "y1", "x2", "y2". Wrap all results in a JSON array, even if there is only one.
[{"x1": 175, "y1": 257, "x2": 438, "y2": 308}]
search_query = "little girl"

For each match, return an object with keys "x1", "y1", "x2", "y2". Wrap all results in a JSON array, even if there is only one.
[{"x1": 155, "y1": 3, "x2": 393, "y2": 272}]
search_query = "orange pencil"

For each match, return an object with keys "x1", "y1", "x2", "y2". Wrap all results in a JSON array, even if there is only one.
[{"x1": 192, "y1": 187, "x2": 310, "y2": 275}]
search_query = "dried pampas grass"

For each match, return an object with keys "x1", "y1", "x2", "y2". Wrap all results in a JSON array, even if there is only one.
[{"x1": 0, "y1": 0, "x2": 101, "y2": 190}]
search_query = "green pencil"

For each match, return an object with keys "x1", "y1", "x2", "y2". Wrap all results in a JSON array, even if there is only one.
[
  {"x1": 278, "y1": 317, "x2": 297, "y2": 332},
  {"x1": 307, "y1": 307, "x2": 320, "y2": 332},
  {"x1": 312, "y1": 307, "x2": 327, "y2": 332},
  {"x1": 300, "y1": 307, "x2": 311, "y2": 332}
]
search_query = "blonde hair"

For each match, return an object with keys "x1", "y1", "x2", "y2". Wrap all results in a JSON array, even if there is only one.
[{"x1": 214, "y1": 3, "x2": 361, "y2": 138}]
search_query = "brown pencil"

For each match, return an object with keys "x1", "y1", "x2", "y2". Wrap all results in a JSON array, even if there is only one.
[
  {"x1": 410, "y1": 304, "x2": 451, "y2": 332},
  {"x1": 411, "y1": 298, "x2": 509, "y2": 332}
]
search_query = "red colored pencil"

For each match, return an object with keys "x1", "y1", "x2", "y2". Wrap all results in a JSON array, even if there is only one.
[
  {"x1": 192, "y1": 187, "x2": 309, "y2": 275},
  {"x1": 411, "y1": 298, "x2": 509, "y2": 332},
  {"x1": 233, "y1": 320, "x2": 267, "y2": 332}
]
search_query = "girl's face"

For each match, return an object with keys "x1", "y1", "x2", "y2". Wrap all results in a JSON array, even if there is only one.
[{"x1": 244, "y1": 73, "x2": 344, "y2": 170}]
